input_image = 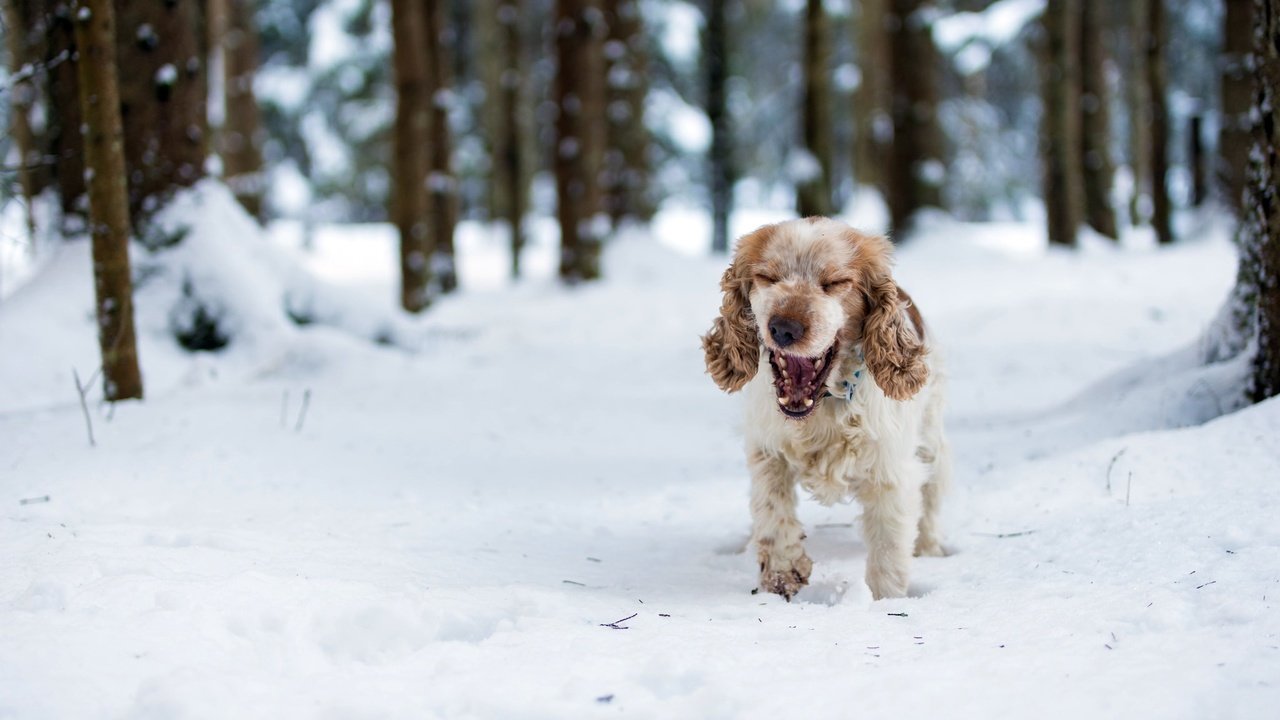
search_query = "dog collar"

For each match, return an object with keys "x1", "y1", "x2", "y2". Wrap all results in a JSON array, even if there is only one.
[{"x1": 823, "y1": 348, "x2": 866, "y2": 402}]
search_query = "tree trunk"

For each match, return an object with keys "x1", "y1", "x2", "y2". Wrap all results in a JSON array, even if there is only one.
[
  {"x1": 1190, "y1": 114, "x2": 1206, "y2": 207},
  {"x1": 706, "y1": 0, "x2": 733, "y2": 254},
  {"x1": 797, "y1": 0, "x2": 834, "y2": 218},
  {"x1": 1126, "y1": 0, "x2": 1150, "y2": 225},
  {"x1": 1079, "y1": 0, "x2": 1117, "y2": 239},
  {"x1": 73, "y1": 0, "x2": 143, "y2": 401},
  {"x1": 853, "y1": 0, "x2": 890, "y2": 195},
  {"x1": 495, "y1": 0, "x2": 526, "y2": 278},
  {"x1": 1146, "y1": 0, "x2": 1173, "y2": 244},
  {"x1": 3, "y1": 0, "x2": 39, "y2": 236},
  {"x1": 1040, "y1": 0, "x2": 1084, "y2": 247},
  {"x1": 424, "y1": 0, "x2": 458, "y2": 294},
  {"x1": 554, "y1": 0, "x2": 605, "y2": 282},
  {"x1": 1249, "y1": 0, "x2": 1280, "y2": 401},
  {"x1": 1220, "y1": 0, "x2": 1255, "y2": 215},
  {"x1": 47, "y1": 1, "x2": 87, "y2": 218},
  {"x1": 602, "y1": 0, "x2": 653, "y2": 225},
  {"x1": 390, "y1": 0, "x2": 432, "y2": 312},
  {"x1": 887, "y1": 0, "x2": 945, "y2": 237},
  {"x1": 219, "y1": 0, "x2": 266, "y2": 221},
  {"x1": 113, "y1": 0, "x2": 208, "y2": 230}
]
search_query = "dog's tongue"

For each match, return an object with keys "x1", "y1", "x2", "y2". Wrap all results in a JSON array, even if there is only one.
[{"x1": 775, "y1": 353, "x2": 821, "y2": 405}]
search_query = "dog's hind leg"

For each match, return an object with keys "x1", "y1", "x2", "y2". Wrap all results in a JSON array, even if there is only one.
[{"x1": 749, "y1": 449, "x2": 812, "y2": 601}]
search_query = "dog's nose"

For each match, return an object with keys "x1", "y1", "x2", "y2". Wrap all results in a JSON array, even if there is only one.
[{"x1": 768, "y1": 317, "x2": 805, "y2": 348}]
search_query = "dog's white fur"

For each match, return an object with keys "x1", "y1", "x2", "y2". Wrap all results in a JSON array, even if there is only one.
[{"x1": 703, "y1": 218, "x2": 951, "y2": 600}]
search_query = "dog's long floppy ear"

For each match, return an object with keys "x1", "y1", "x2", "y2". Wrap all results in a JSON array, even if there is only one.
[
  {"x1": 701, "y1": 229, "x2": 769, "y2": 392},
  {"x1": 858, "y1": 239, "x2": 928, "y2": 401}
]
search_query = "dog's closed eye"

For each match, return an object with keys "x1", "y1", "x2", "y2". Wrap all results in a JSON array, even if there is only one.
[{"x1": 820, "y1": 278, "x2": 853, "y2": 293}]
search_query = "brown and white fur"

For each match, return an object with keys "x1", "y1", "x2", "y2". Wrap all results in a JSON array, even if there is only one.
[{"x1": 702, "y1": 218, "x2": 950, "y2": 601}]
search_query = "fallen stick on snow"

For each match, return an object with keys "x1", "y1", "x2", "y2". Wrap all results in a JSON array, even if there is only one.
[
  {"x1": 72, "y1": 367, "x2": 98, "y2": 448},
  {"x1": 294, "y1": 389, "x2": 311, "y2": 433},
  {"x1": 599, "y1": 613, "x2": 638, "y2": 630},
  {"x1": 19, "y1": 495, "x2": 50, "y2": 505},
  {"x1": 971, "y1": 530, "x2": 1036, "y2": 539}
]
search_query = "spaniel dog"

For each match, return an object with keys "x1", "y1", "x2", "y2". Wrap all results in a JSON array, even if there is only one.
[{"x1": 702, "y1": 217, "x2": 950, "y2": 601}]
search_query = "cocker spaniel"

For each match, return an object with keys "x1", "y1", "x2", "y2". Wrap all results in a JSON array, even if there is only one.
[{"x1": 702, "y1": 217, "x2": 951, "y2": 601}]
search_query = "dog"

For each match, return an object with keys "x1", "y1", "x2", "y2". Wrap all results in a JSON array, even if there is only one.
[{"x1": 702, "y1": 217, "x2": 950, "y2": 601}]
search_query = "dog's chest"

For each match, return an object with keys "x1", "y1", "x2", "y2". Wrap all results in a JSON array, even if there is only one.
[{"x1": 778, "y1": 403, "x2": 874, "y2": 506}]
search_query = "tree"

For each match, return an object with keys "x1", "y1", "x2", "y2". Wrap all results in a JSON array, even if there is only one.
[
  {"x1": 1079, "y1": 0, "x2": 1117, "y2": 239},
  {"x1": 46, "y1": 1, "x2": 88, "y2": 218},
  {"x1": 796, "y1": 0, "x2": 834, "y2": 218},
  {"x1": 3, "y1": 0, "x2": 39, "y2": 234},
  {"x1": 73, "y1": 0, "x2": 143, "y2": 400},
  {"x1": 1040, "y1": 0, "x2": 1084, "y2": 247},
  {"x1": 493, "y1": 0, "x2": 527, "y2": 278},
  {"x1": 1247, "y1": 0, "x2": 1280, "y2": 401},
  {"x1": 707, "y1": 0, "x2": 733, "y2": 254},
  {"x1": 390, "y1": 0, "x2": 432, "y2": 312},
  {"x1": 602, "y1": 0, "x2": 653, "y2": 225},
  {"x1": 887, "y1": 0, "x2": 945, "y2": 236},
  {"x1": 554, "y1": 0, "x2": 606, "y2": 282},
  {"x1": 1146, "y1": 0, "x2": 1173, "y2": 244},
  {"x1": 218, "y1": 0, "x2": 267, "y2": 221},
  {"x1": 853, "y1": 0, "x2": 890, "y2": 196},
  {"x1": 1125, "y1": 0, "x2": 1150, "y2": 226},
  {"x1": 1220, "y1": 0, "x2": 1255, "y2": 215},
  {"x1": 113, "y1": 0, "x2": 208, "y2": 228},
  {"x1": 424, "y1": 0, "x2": 459, "y2": 294}
]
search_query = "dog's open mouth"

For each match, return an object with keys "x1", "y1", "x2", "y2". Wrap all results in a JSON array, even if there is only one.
[{"x1": 767, "y1": 343, "x2": 838, "y2": 419}]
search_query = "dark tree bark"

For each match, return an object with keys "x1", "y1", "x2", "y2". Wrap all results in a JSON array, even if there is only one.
[
  {"x1": 554, "y1": 0, "x2": 606, "y2": 282},
  {"x1": 1190, "y1": 114, "x2": 1206, "y2": 207},
  {"x1": 1079, "y1": 0, "x2": 1117, "y2": 239},
  {"x1": 3, "y1": 0, "x2": 39, "y2": 234},
  {"x1": 602, "y1": 0, "x2": 653, "y2": 225},
  {"x1": 1040, "y1": 0, "x2": 1084, "y2": 247},
  {"x1": 853, "y1": 0, "x2": 890, "y2": 195},
  {"x1": 1248, "y1": 0, "x2": 1280, "y2": 401},
  {"x1": 1146, "y1": 0, "x2": 1173, "y2": 244},
  {"x1": 706, "y1": 0, "x2": 733, "y2": 254},
  {"x1": 1126, "y1": 0, "x2": 1150, "y2": 225},
  {"x1": 424, "y1": 0, "x2": 458, "y2": 294},
  {"x1": 887, "y1": 0, "x2": 945, "y2": 237},
  {"x1": 73, "y1": 0, "x2": 142, "y2": 400},
  {"x1": 46, "y1": 1, "x2": 87, "y2": 217},
  {"x1": 219, "y1": 0, "x2": 266, "y2": 221},
  {"x1": 797, "y1": 0, "x2": 834, "y2": 217},
  {"x1": 494, "y1": 0, "x2": 527, "y2": 278},
  {"x1": 390, "y1": 0, "x2": 431, "y2": 312},
  {"x1": 113, "y1": 0, "x2": 208, "y2": 228},
  {"x1": 1220, "y1": 0, "x2": 1255, "y2": 215}
]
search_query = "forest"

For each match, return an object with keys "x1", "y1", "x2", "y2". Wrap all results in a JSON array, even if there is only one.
[{"x1": 1, "y1": 1, "x2": 1278, "y2": 717}]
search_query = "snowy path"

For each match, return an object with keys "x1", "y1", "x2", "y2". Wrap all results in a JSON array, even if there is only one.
[{"x1": 2, "y1": 220, "x2": 1278, "y2": 719}]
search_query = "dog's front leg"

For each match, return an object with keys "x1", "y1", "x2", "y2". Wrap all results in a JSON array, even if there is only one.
[
  {"x1": 856, "y1": 461, "x2": 925, "y2": 600},
  {"x1": 749, "y1": 449, "x2": 812, "y2": 600}
]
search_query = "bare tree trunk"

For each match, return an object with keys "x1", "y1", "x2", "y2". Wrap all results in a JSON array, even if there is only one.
[
  {"x1": 797, "y1": 0, "x2": 834, "y2": 218},
  {"x1": 1249, "y1": 0, "x2": 1280, "y2": 401},
  {"x1": 1040, "y1": 0, "x2": 1084, "y2": 247},
  {"x1": 887, "y1": 0, "x2": 945, "y2": 236},
  {"x1": 73, "y1": 0, "x2": 142, "y2": 400},
  {"x1": 1146, "y1": 0, "x2": 1174, "y2": 244},
  {"x1": 1190, "y1": 114, "x2": 1206, "y2": 207},
  {"x1": 3, "y1": 0, "x2": 38, "y2": 236},
  {"x1": 602, "y1": 0, "x2": 653, "y2": 225},
  {"x1": 853, "y1": 0, "x2": 890, "y2": 195},
  {"x1": 1079, "y1": 0, "x2": 1117, "y2": 239},
  {"x1": 495, "y1": 0, "x2": 526, "y2": 278},
  {"x1": 1126, "y1": 0, "x2": 1150, "y2": 225},
  {"x1": 391, "y1": 0, "x2": 431, "y2": 312},
  {"x1": 1220, "y1": 0, "x2": 1255, "y2": 215},
  {"x1": 114, "y1": 0, "x2": 207, "y2": 229},
  {"x1": 219, "y1": 0, "x2": 266, "y2": 221},
  {"x1": 424, "y1": 0, "x2": 459, "y2": 293},
  {"x1": 47, "y1": 2, "x2": 87, "y2": 218},
  {"x1": 706, "y1": 0, "x2": 732, "y2": 254},
  {"x1": 554, "y1": 0, "x2": 605, "y2": 282}
]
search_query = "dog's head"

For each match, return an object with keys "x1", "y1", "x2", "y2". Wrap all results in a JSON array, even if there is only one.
[{"x1": 701, "y1": 217, "x2": 928, "y2": 418}]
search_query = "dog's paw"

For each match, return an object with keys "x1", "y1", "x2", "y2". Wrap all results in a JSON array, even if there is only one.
[
  {"x1": 913, "y1": 538, "x2": 949, "y2": 558},
  {"x1": 758, "y1": 552, "x2": 813, "y2": 601}
]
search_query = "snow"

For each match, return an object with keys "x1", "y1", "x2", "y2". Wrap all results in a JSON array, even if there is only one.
[
  {"x1": 2, "y1": 191, "x2": 1279, "y2": 718},
  {"x1": 933, "y1": 0, "x2": 1044, "y2": 74}
]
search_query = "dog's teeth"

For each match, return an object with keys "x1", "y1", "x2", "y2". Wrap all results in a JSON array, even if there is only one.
[
  {"x1": 804, "y1": 398, "x2": 814, "y2": 408},
  {"x1": 815, "y1": 357, "x2": 824, "y2": 369},
  {"x1": 777, "y1": 396, "x2": 787, "y2": 405}
]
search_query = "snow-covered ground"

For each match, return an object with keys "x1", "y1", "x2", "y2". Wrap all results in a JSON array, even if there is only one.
[{"x1": 2, "y1": 193, "x2": 1278, "y2": 719}]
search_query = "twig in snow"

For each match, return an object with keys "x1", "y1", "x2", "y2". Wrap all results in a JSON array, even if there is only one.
[
  {"x1": 72, "y1": 367, "x2": 97, "y2": 448},
  {"x1": 887, "y1": 612, "x2": 909, "y2": 617},
  {"x1": 1125, "y1": 472, "x2": 1132, "y2": 507},
  {"x1": 599, "y1": 612, "x2": 637, "y2": 630},
  {"x1": 19, "y1": 495, "x2": 50, "y2": 505},
  {"x1": 1196, "y1": 580, "x2": 1217, "y2": 590},
  {"x1": 1106, "y1": 447, "x2": 1127, "y2": 493},
  {"x1": 294, "y1": 389, "x2": 311, "y2": 432},
  {"x1": 280, "y1": 390, "x2": 289, "y2": 428},
  {"x1": 971, "y1": 529, "x2": 1037, "y2": 539},
  {"x1": 562, "y1": 579, "x2": 586, "y2": 586}
]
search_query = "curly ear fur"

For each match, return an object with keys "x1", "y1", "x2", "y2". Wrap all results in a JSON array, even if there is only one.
[
  {"x1": 860, "y1": 256, "x2": 928, "y2": 402},
  {"x1": 702, "y1": 255, "x2": 760, "y2": 392}
]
